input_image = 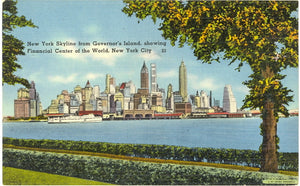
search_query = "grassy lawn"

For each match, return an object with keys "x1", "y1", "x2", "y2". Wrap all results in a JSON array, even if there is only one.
[{"x1": 3, "y1": 167, "x2": 113, "y2": 185}]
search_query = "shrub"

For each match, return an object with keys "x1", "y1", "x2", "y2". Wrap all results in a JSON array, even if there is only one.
[
  {"x1": 3, "y1": 148, "x2": 298, "y2": 185},
  {"x1": 3, "y1": 137, "x2": 298, "y2": 171}
]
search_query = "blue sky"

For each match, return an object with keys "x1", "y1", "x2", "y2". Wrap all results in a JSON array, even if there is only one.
[{"x1": 2, "y1": 0, "x2": 298, "y2": 116}]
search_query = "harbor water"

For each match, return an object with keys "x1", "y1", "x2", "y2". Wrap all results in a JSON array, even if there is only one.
[{"x1": 3, "y1": 117, "x2": 298, "y2": 152}]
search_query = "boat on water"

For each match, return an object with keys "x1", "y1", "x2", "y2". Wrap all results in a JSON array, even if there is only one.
[{"x1": 48, "y1": 114, "x2": 102, "y2": 124}]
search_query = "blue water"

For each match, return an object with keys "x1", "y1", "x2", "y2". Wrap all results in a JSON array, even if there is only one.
[{"x1": 3, "y1": 117, "x2": 298, "y2": 152}]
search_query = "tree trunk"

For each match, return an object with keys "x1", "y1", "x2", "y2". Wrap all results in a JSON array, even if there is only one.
[{"x1": 260, "y1": 100, "x2": 278, "y2": 173}]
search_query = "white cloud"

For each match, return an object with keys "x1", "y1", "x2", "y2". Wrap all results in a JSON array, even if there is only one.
[
  {"x1": 236, "y1": 85, "x2": 249, "y2": 94},
  {"x1": 189, "y1": 74, "x2": 222, "y2": 91},
  {"x1": 48, "y1": 73, "x2": 78, "y2": 84},
  {"x1": 85, "y1": 73, "x2": 105, "y2": 80},
  {"x1": 51, "y1": 37, "x2": 125, "y2": 66},
  {"x1": 56, "y1": 45, "x2": 125, "y2": 66},
  {"x1": 139, "y1": 50, "x2": 161, "y2": 61},
  {"x1": 57, "y1": 45, "x2": 125, "y2": 66}
]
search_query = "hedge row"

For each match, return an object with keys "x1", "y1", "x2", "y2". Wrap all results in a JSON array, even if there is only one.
[
  {"x1": 3, "y1": 148, "x2": 298, "y2": 185},
  {"x1": 3, "y1": 137, "x2": 298, "y2": 171}
]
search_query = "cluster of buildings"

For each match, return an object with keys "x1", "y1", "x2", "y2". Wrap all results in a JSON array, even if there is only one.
[
  {"x1": 14, "y1": 81, "x2": 43, "y2": 118},
  {"x1": 14, "y1": 60, "x2": 240, "y2": 119}
]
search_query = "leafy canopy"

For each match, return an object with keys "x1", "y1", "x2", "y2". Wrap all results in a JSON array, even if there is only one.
[
  {"x1": 122, "y1": 0, "x2": 298, "y2": 116},
  {"x1": 2, "y1": 0, "x2": 37, "y2": 88}
]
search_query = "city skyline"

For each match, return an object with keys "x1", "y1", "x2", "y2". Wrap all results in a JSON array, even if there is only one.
[
  {"x1": 2, "y1": 0, "x2": 298, "y2": 116},
  {"x1": 14, "y1": 60, "x2": 239, "y2": 118}
]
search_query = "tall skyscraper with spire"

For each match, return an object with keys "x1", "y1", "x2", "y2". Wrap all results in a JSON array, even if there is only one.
[
  {"x1": 179, "y1": 61, "x2": 188, "y2": 102},
  {"x1": 134, "y1": 61, "x2": 150, "y2": 109},
  {"x1": 140, "y1": 61, "x2": 149, "y2": 91},
  {"x1": 223, "y1": 84, "x2": 237, "y2": 113},
  {"x1": 150, "y1": 63, "x2": 157, "y2": 93}
]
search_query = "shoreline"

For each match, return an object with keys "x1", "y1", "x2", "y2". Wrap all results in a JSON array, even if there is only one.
[
  {"x1": 3, "y1": 115, "x2": 298, "y2": 123},
  {"x1": 3, "y1": 119, "x2": 48, "y2": 123}
]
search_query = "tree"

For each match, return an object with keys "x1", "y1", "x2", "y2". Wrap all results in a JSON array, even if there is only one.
[
  {"x1": 2, "y1": 0, "x2": 37, "y2": 88},
  {"x1": 122, "y1": 0, "x2": 298, "y2": 173}
]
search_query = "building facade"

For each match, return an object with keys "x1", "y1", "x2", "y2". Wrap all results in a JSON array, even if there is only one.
[
  {"x1": 179, "y1": 61, "x2": 188, "y2": 102},
  {"x1": 223, "y1": 84, "x2": 237, "y2": 113},
  {"x1": 140, "y1": 61, "x2": 149, "y2": 91},
  {"x1": 14, "y1": 98, "x2": 30, "y2": 118},
  {"x1": 40, "y1": 60, "x2": 240, "y2": 118},
  {"x1": 134, "y1": 62, "x2": 151, "y2": 109},
  {"x1": 199, "y1": 90, "x2": 210, "y2": 108},
  {"x1": 14, "y1": 81, "x2": 42, "y2": 118},
  {"x1": 166, "y1": 84, "x2": 174, "y2": 111},
  {"x1": 45, "y1": 80, "x2": 103, "y2": 114},
  {"x1": 150, "y1": 63, "x2": 157, "y2": 93},
  {"x1": 174, "y1": 102, "x2": 192, "y2": 114}
]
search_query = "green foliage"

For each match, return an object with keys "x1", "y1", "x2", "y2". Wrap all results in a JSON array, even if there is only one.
[
  {"x1": 122, "y1": 0, "x2": 298, "y2": 172},
  {"x1": 242, "y1": 73, "x2": 293, "y2": 118},
  {"x1": 5, "y1": 115, "x2": 47, "y2": 121},
  {"x1": 122, "y1": 0, "x2": 298, "y2": 118},
  {"x1": 3, "y1": 148, "x2": 298, "y2": 185},
  {"x1": 2, "y1": 0, "x2": 37, "y2": 88},
  {"x1": 122, "y1": 1, "x2": 298, "y2": 66},
  {"x1": 3, "y1": 137, "x2": 298, "y2": 171}
]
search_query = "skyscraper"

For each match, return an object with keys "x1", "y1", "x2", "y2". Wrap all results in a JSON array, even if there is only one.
[
  {"x1": 223, "y1": 85, "x2": 237, "y2": 113},
  {"x1": 209, "y1": 91, "x2": 212, "y2": 107},
  {"x1": 199, "y1": 90, "x2": 210, "y2": 108},
  {"x1": 14, "y1": 81, "x2": 42, "y2": 118},
  {"x1": 166, "y1": 83, "x2": 174, "y2": 111},
  {"x1": 93, "y1": 85, "x2": 100, "y2": 98},
  {"x1": 29, "y1": 81, "x2": 42, "y2": 117},
  {"x1": 109, "y1": 77, "x2": 116, "y2": 94},
  {"x1": 14, "y1": 88, "x2": 30, "y2": 118},
  {"x1": 140, "y1": 61, "x2": 149, "y2": 91},
  {"x1": 105, "y1": 74, "x2": 111, "y2": 94},
  {"x1": 150, "y1": 63, "x2": 157, "y2": 93},
  {"x1": 29, "y1": 81, "x2": 36, "y2": 100},
  {"x1": 179, "y1": 61, "x2": 188, "y2": 102},
  {"x1": 104, "y1": 74, "x2": 116, "y2": 94},
  {"x1": 135, "y1": 62, "x2": 150, "y2": 109},
  {"x1": 194, "y1": 91, "x2": 201, "y2": 108},
  {"x1": 82, "y1": 80, "x2": 93, "y2": 111},
  {"x1": 29, "y1": 81, "x2": 37, "y2": 117}
]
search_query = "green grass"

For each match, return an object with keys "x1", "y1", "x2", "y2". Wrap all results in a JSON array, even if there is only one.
[{"x1": 3, "y1": 166, "x2": 113, "y2": 185}]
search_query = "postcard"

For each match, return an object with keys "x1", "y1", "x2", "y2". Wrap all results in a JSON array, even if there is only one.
[{"x1": 2, "y1": 0, "x2": 298, "y2": 185}]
